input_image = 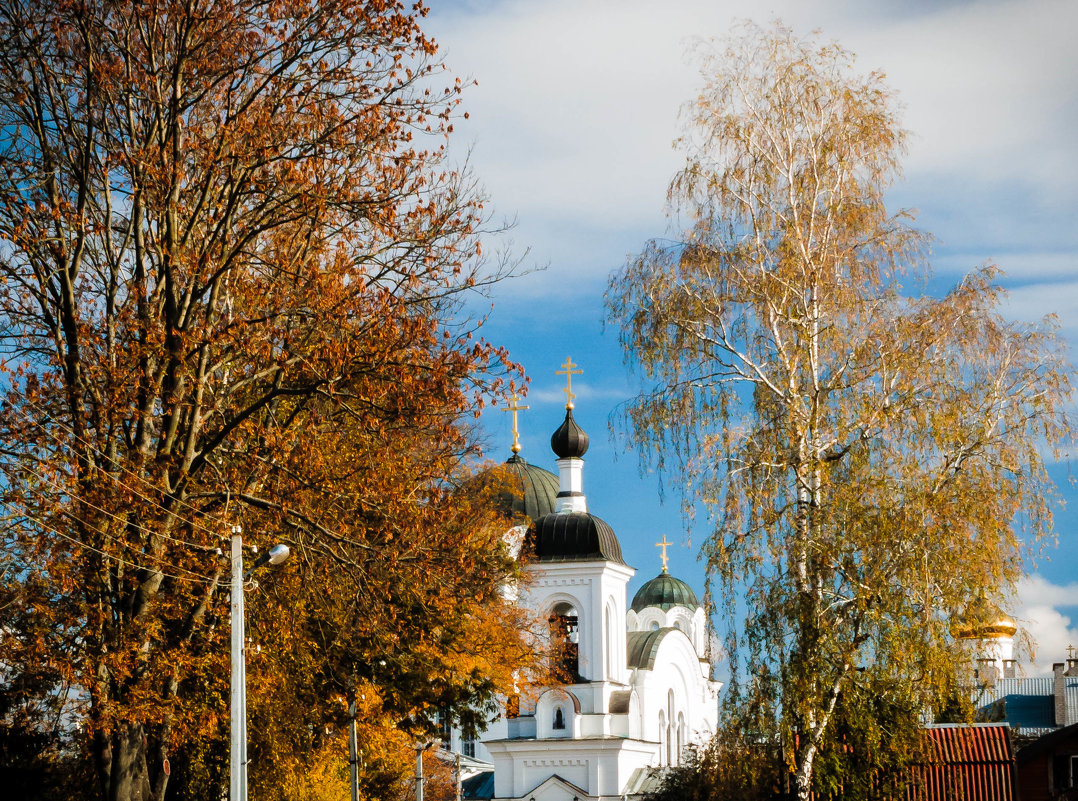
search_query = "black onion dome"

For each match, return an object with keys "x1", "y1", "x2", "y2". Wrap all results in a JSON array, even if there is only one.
[
  {"x1": 630, "y1": 572, "x2": 701, "y2": 612},
  {"x1": 496, "y1": 455, "x2": 559, "y2": 522},
  {"x1": 526, "y1": 511, "x2": 626, "y2": 565},
  {"x1": 550, "y1": 409, "x2": 589, "y2": 458}
]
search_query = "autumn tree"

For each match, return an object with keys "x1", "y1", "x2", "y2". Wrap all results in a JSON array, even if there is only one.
[
  {"x1": 0, "y1": 1, "x2": 533, "y2": 800},
  {"x1": 607, "y1": 22, "x2": 1071, "y2": 801}
]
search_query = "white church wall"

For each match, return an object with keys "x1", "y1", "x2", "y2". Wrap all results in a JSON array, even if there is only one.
[
  {"x1": 486, "y1": 738, "x2": 656, "y2": 799},
  {"x1": 628, "y1": 689, "x2": 642, "y2": 739},
  {"x1": 667, "y1": 607, "x2": 695, "y2": 638},
  {"x1": 523, "y1": 560, "x2": 634, "y2": 689},
  {"x1": 631, "y1": 629, "x2": 716, "y2": 764},
  {"x1": 595, "y1": 564, "x2": 633, "y2": 683},
  {"x1": 535, "y1": 688, "x2": 579, "y2": 739},
  {"x1": 525, "y1": 570, "x2": 593, "y2": 682},
  {"x1": 692, "y1": 607, "x2": 707, "y2": 654},
  {"x1": 631, "y1": 607, "x2": 666, "y2": 632}
]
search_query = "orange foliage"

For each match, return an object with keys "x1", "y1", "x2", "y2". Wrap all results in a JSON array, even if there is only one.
[{"x1": 0, "y1": 1, "x2": 529, "y2": 799}]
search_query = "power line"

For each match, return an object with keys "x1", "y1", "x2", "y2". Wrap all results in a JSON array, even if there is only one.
[
  {"x1": 1, "y1": 453, "x2": 221, "y2": 554},
  {"x1": 7, "y1": 397, "x2": 232, "y2": 540},
  {"x1": 0, "y1": 499, "x2": 220, "y2": 585},
  {"x1": 2, "y1": 398, "x2": 381, "y2": 560}
]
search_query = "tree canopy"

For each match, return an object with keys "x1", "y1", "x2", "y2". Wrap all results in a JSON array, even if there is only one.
[
  {"x1": 0, "y1": 0, "x2": 532, "y2": 799},
  {"x1": 607, "y1": 21, "x2": 1072, "y2": 801}
]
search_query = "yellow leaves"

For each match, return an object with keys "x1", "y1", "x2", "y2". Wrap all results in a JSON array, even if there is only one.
[{"x1": 610, "y1": 19, "x2": 1074, "y2": 799}]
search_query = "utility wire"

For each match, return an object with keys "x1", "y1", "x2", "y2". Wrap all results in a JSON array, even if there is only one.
[
  {"x1": 8, "y1": 397, "x2": 232, "y2": 540},
  {"x1": 0, "y1": 453, "x2": 221, "y2": 554},
  {"x1": 0, "y1": 499, "x2": 219, "y2": 585}
]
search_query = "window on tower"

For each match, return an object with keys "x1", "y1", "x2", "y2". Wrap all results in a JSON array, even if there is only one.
[
  {"x1": 549, "y1": 602, "x2": 580, "y2": 681},
  {"x1": 553, "y1": 707, "x2": 565, "y2": 730}
]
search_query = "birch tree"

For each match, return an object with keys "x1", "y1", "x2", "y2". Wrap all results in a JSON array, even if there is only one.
[{"x1": 606, "y1": 22, "x2": 1072, "y2": 800}]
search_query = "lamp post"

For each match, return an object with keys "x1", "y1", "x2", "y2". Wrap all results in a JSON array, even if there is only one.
[
  {"x1": 230, "y1": 526, "x2": 290, "y2": 801},
  {"x1": 415, "y1": 741, "x2": 434, "y2": 801},
  {"x1": 349, "y1": 660, "x2": 385, "y2": 801},
  {"x1": 348, "y1": 696, "x2": 360, "y2": 801}
]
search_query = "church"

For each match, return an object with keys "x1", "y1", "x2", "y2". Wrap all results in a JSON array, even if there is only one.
[{"x1": 448, "y1": 360, "x2": 722, "y2": 801}]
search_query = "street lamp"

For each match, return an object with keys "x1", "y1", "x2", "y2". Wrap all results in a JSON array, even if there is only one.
[
  {"x1": 349, "y1": 659, "x2": 386, "y2": 801},
  {"x1": 415, "y1": 740, "x2": 435, "y2": 801},
  {"x1": 230, "y1": 526, "x2": 290, "y2": 801}
]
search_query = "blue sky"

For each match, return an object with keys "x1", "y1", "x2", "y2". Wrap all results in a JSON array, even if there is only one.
[{"x1": 425, "y1": 0, "x2": 1078, "y2": 674}]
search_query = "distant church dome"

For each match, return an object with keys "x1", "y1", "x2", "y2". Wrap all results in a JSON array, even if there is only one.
[
  {"x1": 550, "y1": 409, "x2": 589, "y2": 458},
  {"x1": 525, "y1": 511, "x2": 626, "y2": 565},
  {"x1": 498, "y1": 454, "x2": 559, "y2": 522},
  {"x1": 631, "y1": 572, "x2": 701, "y2": 612},
  {"x1": 953, "y1": 599, "x2": 1018, "y2": 640}
]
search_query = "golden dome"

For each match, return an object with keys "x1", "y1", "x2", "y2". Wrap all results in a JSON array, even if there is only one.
[{"x1": 952, "y1": 599, "x2": 1017, "y2": 640}]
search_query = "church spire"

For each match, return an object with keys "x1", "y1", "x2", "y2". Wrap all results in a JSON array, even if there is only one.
[
  {"x1": 555, "y1": 356, "x2": 582, "y2": 410},
  {"x1": 551, "y1": 358, "x2": 588, "y2": 514},
  {"x1": 501, "y1": 392, "x2": 529, "y2": 455},
  {"x1": 656, "y1": 535, "x2": 672, "y2": 573}
]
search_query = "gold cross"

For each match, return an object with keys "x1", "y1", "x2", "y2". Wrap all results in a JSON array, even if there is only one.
[
  {"x1": 656, "y1": 535, "x2": 672, "y2": 573},
  {"x1": 555, "y1": 357, "x2": 583, "y2": 410},
  {"x1": 1069, "y1": 644, "x2": 1076, "y2": 660},
  {"x1": 501, "y1": 393, "x2": 529, "y2": 454}
]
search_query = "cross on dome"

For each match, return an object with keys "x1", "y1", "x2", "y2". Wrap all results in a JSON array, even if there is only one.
[
  {"x1": 656, "y1": 535, "x2": 672, "y2": 573},
  {"x1": 556, "y1": 357, "x2": 582, "y2": 410},
  {"x1": 502, "y1": 393, "x2": 529, "y2": 454}
]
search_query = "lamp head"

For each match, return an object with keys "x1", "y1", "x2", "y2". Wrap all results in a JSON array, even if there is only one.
[{"x1": 267, "y1": 544, "x2": 290, "y2": 566}]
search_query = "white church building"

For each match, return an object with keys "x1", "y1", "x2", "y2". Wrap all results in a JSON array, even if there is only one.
[{"x1": 449, "y1": 379, "x2": 721, "y2": 800}]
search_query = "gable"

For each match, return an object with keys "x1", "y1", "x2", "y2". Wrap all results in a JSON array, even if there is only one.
[{"x1": 527, "y1": 773, "x2": 592, "y2": 801}]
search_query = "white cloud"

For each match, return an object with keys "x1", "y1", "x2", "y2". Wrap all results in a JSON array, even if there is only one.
[
  {"x1": 426, "y1": 0, "x2": 1069, "y2": 295},
  {"x1": 855, "y1": 0, "x2": 1077, "y2": 192},
  {"x1": 933, "y1": 252, "x2": 1078, "y2": 282},
  {"x1": 528, "y1": 381, "x2": 628, "y2": 406},
  {"x1": 1014, "y1": 574, "x2": 1078, "y2": 675},
  {"x1": 999, "y1": 280, "x2": 1078, "y2": 336}
]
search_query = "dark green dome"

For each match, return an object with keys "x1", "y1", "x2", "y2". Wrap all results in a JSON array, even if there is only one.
[
  {"x1": 630, "y1": 572, "x2": 701, "y2": 612},
  {"x1": 525, "y1": 511, "x2": 626, "y2": 565},
  {"x1": 497, "y1": 455, "x2": 558, "y2": 522},
  {"x1": 626, "y1": 628, "x2": 677, "y2": 669}
]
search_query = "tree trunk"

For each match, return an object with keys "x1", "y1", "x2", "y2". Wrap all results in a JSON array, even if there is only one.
[
  {"x1": 109, "y1": 723, "x2": 149, "y2": 801},
  {"x1": 794, "y1": 749, "x2": 816, "y2": 801}
]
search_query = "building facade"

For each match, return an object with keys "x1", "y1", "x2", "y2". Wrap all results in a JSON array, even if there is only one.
[{"x1": 455, "y1": 397, "x2": 720, "y2": 800}]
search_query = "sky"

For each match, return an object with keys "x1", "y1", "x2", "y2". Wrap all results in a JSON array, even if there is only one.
[{"x1": 423, "y1": 0, "x2": 1078, "y2": 675}]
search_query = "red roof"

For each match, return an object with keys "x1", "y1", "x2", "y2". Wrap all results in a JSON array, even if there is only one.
[{"x1": 906, "y1": 725, "x2": 1016, "y2": 801}]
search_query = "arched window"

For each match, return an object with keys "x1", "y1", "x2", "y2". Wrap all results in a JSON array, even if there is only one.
[
  {"x1": 657, "y1": 710, "x2": 667, "y2": 766},
  {"x1": 667, "y1": 690, "x2": 675, "y2": 766},
  {"x1": 548, "y1": 602, "x2": 579, "y2": 680},
  {"x1": 553, "y1": 707, "x2": 565, "y2": 730},
  {"x1": 677, "y1": 712, "x2": 686, "y2": 765},
  {"x1": 649, "y1": 621, "x2": 660, "y2": 631}
]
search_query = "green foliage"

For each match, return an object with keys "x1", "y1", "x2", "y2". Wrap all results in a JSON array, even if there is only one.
[
  {"x1": 646, "y1": 729, "x2": 783, "y2": 801},
  {"x1": 809, "y1": 672, "x2": 928, "y2": 801}
]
